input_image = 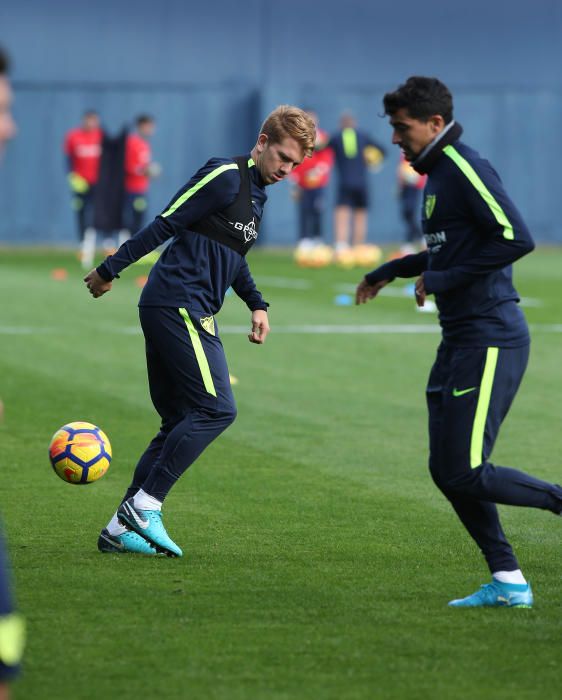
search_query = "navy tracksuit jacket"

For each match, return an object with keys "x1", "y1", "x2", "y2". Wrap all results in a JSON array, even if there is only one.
[
  {"x1": 365, "y1": 122, "x2": 562, "y2": 572},
  {"x1": 97, "y1": 156, "x2": 268, "y2": 502}
]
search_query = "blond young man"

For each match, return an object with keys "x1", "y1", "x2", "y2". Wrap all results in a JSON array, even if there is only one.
[{"x1": 85, "y1": 106, "x2": 315, "y2": 557}]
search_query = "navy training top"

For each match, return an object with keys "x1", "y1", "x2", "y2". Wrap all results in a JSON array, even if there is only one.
[
  {"x1": 328, "y1": 128, "x2": 385, "y2": 189},
  {"x1": 97, "y1": 156, "x2": 268, "y2": 316},
  {"x1": 365, "y1": 122, "x2": 535, "y2": 347}
]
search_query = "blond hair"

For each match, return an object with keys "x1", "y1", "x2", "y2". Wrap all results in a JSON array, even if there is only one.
[{"x1": 260, "y1": 105, "x2": 316, "y2": 158}]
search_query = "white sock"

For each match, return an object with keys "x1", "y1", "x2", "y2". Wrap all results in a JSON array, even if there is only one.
[
  {"x1": 133, "y1": 488, "x2": 162, "y2": 512},
  {"x1": 81, "y1": 227, "x2": 96, "y2": 269},
  {"x1": 297, "y1": 237, "x2": 314, "y2": 251},
  {"x1": 493, "y1": 569, "x2": 527, "y2": 585},
  {"x1": 106, "y1": 512, "x2": 127, "y2": 537}
]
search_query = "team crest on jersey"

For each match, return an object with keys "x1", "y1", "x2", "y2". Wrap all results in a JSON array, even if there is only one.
[
  {"x1": 200, "y1": 316, "x2": 215, "y2": 336},
  {"x1": 425, "y1": 194, "x2": 436, "y2": 219}
]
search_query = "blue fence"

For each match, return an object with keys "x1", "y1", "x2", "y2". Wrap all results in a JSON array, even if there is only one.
[{"x1": 1, "y1": 0, "x2": 561, "y2": 244}]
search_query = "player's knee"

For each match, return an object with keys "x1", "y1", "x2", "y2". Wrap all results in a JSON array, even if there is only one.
[
  {"x1": 208, "y1": 400, "x2": 237, "y2": 428},
  {"x1": 435, "y1": 468, "x2": 477, "y2": 495}
]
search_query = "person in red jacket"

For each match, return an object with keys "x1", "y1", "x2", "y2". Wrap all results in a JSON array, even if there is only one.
[
  {"x1": 63, "y1": 110, "x2": 102, "y2": 242},
  {"x1": 290, "y1": 111, "x2": 334, "y2": 256},
  {"x1": 123, "y1": 114, "x2": 160, "y2": 241},
  {"x1": 397, "y1": 152, "x2": 426, "y2": 253}
]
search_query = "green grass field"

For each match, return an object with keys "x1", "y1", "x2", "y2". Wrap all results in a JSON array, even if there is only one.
[{"x1": 1, "y1": 247, "x2": 560, "y2": 700}]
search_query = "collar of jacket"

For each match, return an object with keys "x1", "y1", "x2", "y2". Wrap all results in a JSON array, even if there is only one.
[
  {"x1": 248, "y1": 154, "x2": 267, "y2": 189},
  {"x1": 412, "y1": 121, "x2": 463, "y2": 174}
]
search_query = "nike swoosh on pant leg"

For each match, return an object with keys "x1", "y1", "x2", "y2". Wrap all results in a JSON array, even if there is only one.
[{"x1": 452, "y1": 387, "x2": 477, "y2": 397}]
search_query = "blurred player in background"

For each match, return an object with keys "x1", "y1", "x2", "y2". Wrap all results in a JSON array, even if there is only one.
[
  {"x1": 290, "y1": 110, "x2": 334, "y2": 267},
  {"x1": 84, "y1": 106, "x2": 315, "y2": 558},
  {"x1": 356, "y1": 76, "x2": 562, "y2": 608},
  {"x1": 397, "y1": 152, "x2": 426, "y2": 254},
  {"x1": 0, "y1": 46, "x2": 25, "y2": 699},
  {"x1": 122, "y1": 114, "x2": 161, "y2": 243},
  {"x1": 329, "y1": 112, "x2": 385, "y2": 267},
  {"x1": 63, "y1": 110, "x2": 102, "y2": 260}
]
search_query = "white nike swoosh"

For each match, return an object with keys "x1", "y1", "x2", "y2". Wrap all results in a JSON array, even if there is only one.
[
  {"x1": 101, "y1": 532, "x2": 124, "y2": 551},
  {"x1": 125, "y1": 503, "x2": 150, "y2": 529}
]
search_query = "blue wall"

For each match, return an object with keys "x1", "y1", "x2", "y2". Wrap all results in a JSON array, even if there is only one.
[{"x1": 1, "y1": 0, "x2": 562, "y2": 245}]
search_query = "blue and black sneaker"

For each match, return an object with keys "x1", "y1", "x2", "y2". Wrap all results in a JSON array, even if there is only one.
[
  {"x1": 117, "y1": 498, "x2": 183, "y2": 558},
  {"x1": 448, "y1": 579, "x2": 533, "y2": 608},
  {"x1": 97, "y1": 528, "x2": 158, "y2": 555}
]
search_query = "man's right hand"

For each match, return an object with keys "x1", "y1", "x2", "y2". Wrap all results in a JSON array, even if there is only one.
[
  {"x1": 355, "y1": 278, "x2": 389, "y2": 305},
  {"x1": 84, "y1": 269, "x2": 112, "y2": 298}
]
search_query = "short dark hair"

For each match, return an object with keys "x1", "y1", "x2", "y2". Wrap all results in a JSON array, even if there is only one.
[
  {"x1": 383, "y1": 76, "x2": 454, "y2": 124},
  {"x1": 0, "y1": 47, "x2": 10, "y2": 75},
  {"x1": 136, "y1": 114, "x2": 154, "y2": 127}
]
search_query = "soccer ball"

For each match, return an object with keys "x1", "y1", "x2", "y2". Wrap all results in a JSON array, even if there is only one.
[
  {"x1": 49, "y1": 421, "x2": 112, "y2": 484},
  {"x1": 354, "y1": 244, "x2": 382, "y2": 268}
]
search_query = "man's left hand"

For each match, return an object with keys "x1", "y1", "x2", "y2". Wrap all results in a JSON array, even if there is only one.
[
  {"x1": 248, "y1": 309, "x2": 270, "y2": 344},
  {"x1": 414, "y1": 274, "x2": 426, "y2": 307}
]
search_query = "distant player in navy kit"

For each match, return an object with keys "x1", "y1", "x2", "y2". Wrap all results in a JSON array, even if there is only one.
[
  {"x1": 85, "y1": 106, "x2": 316, "y2": 557},
  {"x1": 356, "y1": 77, "x2": 562, "y2": 608}
]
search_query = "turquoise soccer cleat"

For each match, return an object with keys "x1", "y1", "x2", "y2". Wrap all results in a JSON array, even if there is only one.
[
  {"x1": 97, "y1": 527, "x2": 158, "y2": 555},
  {"x1": 117, "y1": 498, "x2": 183, "y2": 558},
  {"x1": 448, "y1": 579, "x2": 533, "y2": 608}
]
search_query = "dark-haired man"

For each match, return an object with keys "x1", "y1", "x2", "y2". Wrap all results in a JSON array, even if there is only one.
[
  {"x1": 356, "y1": 76, "x2": 562, "y2": 608},
  {"x1": 85, "y1": 105, "x2": 316, "y2": 558}
]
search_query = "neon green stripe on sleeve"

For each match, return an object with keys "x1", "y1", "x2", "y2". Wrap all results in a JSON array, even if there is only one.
[
  {"x1": 178, "y1": 308, "x2": 217, "y2": 397},
  {"x1": 342, "y1": 128, "x2": 358, "y2": 158},
  {"x1": 162, "y1": 163, "x2": 238, "y2": 218},
  {"x1": 470, "y1": 347, "x2": 499, "y2": 468},
  {"x1": 443, "y1": 145, "x2": 514, "y2": 240}
]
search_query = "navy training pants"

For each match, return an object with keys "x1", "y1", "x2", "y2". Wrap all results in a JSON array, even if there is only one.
[
  {"x1": 122, "y1": 306, "x2": 236, "y2": 504},
  {"x1": 427, "y1": 342, "x2": 562, "y2": 572}
]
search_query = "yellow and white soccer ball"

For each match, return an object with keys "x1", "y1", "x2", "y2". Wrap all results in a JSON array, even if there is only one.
[
  {"x1": 49, "y1": 421, "x2": 112, "y2": 484},
  {"x1": 294, "y1": 244, "x2": 333, "y2": 268},
  {"x1": 354, "y1": 244, "x2": 383, "y2": 268},
  {"x1": 333, "y1": 247, "x2": 357, "y2": 269}
]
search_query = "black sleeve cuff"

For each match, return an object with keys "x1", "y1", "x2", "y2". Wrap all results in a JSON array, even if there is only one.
[
  {"x1": 249, "y1": 301, "x2": 269, "y2": 312},
  {"x1": 365, "y1": 261, "x2": 398, "y2": 286},
  {"x1": 96, "y1": 262, "x2": 118, "y2": 282}
]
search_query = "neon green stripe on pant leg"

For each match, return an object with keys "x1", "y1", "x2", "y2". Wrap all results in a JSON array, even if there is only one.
[
  {"x1": 179, "y1": 308, "x2": 217, "y2": 397},
  {"x1": 0, "y1": 613, "x2": 26, "y2": 666},
  {"x1": 470, "y1": 347, "x2": 499, "y2": 468}
]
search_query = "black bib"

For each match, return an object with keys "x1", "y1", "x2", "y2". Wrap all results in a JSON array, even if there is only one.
[{"x1": 190, "y1": 156, "x2": 260, "y2": 256}]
